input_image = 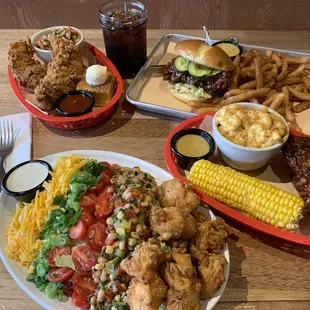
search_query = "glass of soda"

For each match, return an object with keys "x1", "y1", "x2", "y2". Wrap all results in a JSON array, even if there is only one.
[{"x1": 99, "y1": 0, "x2": 148, "y2": 79}]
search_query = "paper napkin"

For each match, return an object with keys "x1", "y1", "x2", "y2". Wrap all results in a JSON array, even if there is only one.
[{"x1": 2, "y1": 113, "x2": 32, "y2": 171}]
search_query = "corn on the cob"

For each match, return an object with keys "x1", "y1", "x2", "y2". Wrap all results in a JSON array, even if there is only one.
[{"x1": 188, "y1": 160, "x2": 304, "y2": 231}]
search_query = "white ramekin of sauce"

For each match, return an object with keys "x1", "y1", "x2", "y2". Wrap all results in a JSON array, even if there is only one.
[{"x1": 2, "y1": 160, "x2": 52, "y2": 202}]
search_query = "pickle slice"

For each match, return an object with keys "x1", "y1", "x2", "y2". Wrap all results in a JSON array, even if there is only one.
[
  {"x1": 187, "y1": 61, "x2": 213, "y2": 77},
  {"x1": 174, "y1": 56, "x2": 189, "y2": 72}
]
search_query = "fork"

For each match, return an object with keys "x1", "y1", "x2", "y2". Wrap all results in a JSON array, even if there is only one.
[
  {"x1": 0, "y1": 121, "x2": 14, "y2": 190},
  {"x1": 149, "y1": 64, "x2": 166, "y2": 76}
]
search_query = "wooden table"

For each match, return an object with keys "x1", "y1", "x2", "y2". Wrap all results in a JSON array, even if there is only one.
[{"x1": 1, "y1": 29, "x2": 310, "y2": 310}]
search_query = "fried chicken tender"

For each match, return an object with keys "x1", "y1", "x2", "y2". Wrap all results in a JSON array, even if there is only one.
[
  {"x1": 127, "y1": 275, "x2": 167, "y2": 310},
  {"x1": 199, "y1": 254, "x2": 227, "y2": 299},
  {"x1": 157, "y1": 179, "x2": 200, "y2": 214},
  {"x1": 166, "y1": 285, "x2": 201, "y2": 310},
  {"x1": 150, "y1": 206, "x2": 197, "y2": 241},
  {"x1": 194, "y1": 218, "x2": 228, "y2": 254},
  {"x1": 165, "y1": 251, "x2": 201, "y2": 310},
  {"x1": 34, "y1": 37, "x2": 85, "y2": 108},
  {"x1": 120, "y1": 240, "x2": 167, "y2": 283},
  {"x1": 8, "y1": 39, "x2": 47, "y2": 90}
]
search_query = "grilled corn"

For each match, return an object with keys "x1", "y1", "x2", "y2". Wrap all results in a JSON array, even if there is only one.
[{"x1": 188, "y1": 160, "x2": 304, "y2": 231}]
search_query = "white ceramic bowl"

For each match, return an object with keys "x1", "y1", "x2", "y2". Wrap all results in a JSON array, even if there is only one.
[
  {"x1": 31, "y1": 26, "x2": 84, "y2": 63},
  {"x1": 212, "y1": 102, "x2": 290, "y2": 171}
]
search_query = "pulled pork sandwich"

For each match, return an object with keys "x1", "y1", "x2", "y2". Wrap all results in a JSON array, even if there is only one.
[{"x1": 163, "y1": 40, "x2": 234, "y2": 103}]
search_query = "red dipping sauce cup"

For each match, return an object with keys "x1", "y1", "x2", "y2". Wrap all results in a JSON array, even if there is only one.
[{"x1": 99, "y1": 0, "x2": 148, "y2": 78}]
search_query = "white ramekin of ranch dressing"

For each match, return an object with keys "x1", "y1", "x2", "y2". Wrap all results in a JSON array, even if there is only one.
[{"x1": 2, "y1": 160, "x2": 52, "y2": 202}]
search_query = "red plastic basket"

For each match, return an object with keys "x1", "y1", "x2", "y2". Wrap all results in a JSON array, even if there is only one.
[
  {"x1": 8, "y1": 42, "x2": 123, "y2": 130},
  {"x1": 164, "y1": 112, "x2": 310, "y2": 246}
]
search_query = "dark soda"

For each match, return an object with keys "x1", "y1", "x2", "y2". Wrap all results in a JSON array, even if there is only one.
[{"x1": 99, "y1": 1, "x2": 148, "y2": 79}]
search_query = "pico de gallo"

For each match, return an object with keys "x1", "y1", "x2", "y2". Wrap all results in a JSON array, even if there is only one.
[{"x1": 25, "y1": 159, "x2": 158, "y2": 310}]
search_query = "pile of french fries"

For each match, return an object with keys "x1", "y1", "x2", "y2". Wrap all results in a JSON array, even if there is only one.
[{"x1": 189, "y1": 49, "x2": 310, "y2": 132}]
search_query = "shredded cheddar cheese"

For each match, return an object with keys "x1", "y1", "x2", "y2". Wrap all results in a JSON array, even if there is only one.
[{"x1": 4, "y1": 155, "x2": 88, "y2": 267}]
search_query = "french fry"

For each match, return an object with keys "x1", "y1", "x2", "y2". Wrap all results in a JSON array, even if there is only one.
[
  {"x1": 223, "y1": 89, "x2": 246, "y2": 98},
  {"x1": 239, "y1": 80, "x2": 256, "y2": 89},
  {"x1": 240, "y1": 52, "x2": 253, "y2": 69},
  {"x1": 231, "y1": 55, "x2": 241, "y2": 89},
  {"x1": 284, "y1": 55, "x2": 310, "y2": 64},
  {"x1": 252, "y1": 49, "x2": 261, "y2": 58},
  {"x1": 261, "y1": 63, "x2": 273, "y2": 73},
  {"x1": 263, "y1": 74, "x2": 274, "y2": 83},
  {"x1": 267, "y1": 89, "x2": 277, "y2": 98},
  {"x1": 301, "y1": 72, "x2": 310, "y2": 90},
  {"x1": 287, "y1": 64, "x2": 305, "y2": 78},
  {"x1": 264, "y1": 79, "x2": 275, "y2": 88},
  {"x1": 282, "y1": 86, "x2": 291, "y2": 108},
  {"x1": 272, "y1": 53, "x2": 282, "y2": 68},
  {"x1": 262, "y1": 92, "x2": 278, "y2": 107},
  {"x1": 277, "y1": 106, "x2": 285, "y2": 115},
  {"x1": 254, "y1": 57, "x2": 263, "y2": 89},
  {"x1": 294, "y1": 84, "x2": 308, "y2": 93},
  {"x1": 266, "y1": 49, "x2": 273, "y2": 58},
  {"x1": 288, "y1": 86, "x2": 310, "y2": 101},
  {"x1": 249, "y1": 97, "x2": 260, "y2": 104},
  {"x1": 274, "y1": 77, "x2": 302, "y2": 88},
  {"x1": 270, "y1": 93, "x2": 285, "y2": 110},
  {"x1": 290, "y1": 122, "x2": 302, "y2": 132},
  {"x1": 276, "y1": 59, "x2": 288, "y2": 81},
  {"x1": 293, "y1": 101, "x2": 310, "y2": 113},
  {"x1": 219, "y1": 88, "x2": 270, "y2": 106}
]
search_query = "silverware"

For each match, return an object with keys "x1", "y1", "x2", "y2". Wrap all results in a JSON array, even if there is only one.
[
  {"x1": 0, "y1": 121, "x2": 14, "y2": 190},
  {"x1": 149, "y1": 64, "x2": 166, "y2": 76}
]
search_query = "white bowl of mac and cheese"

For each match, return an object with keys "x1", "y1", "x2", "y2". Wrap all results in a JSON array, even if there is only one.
[{"x1": 213, "y1": 102, "x2": 289, "y2": 170}]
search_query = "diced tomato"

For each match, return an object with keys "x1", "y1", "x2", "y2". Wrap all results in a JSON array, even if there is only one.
[
  {"x1": 46, "y1": 247, "x2": 71, "y2": 267},
  {"x1": 99, "y1": 161, "x2": 111, "y2": 169},
  {"x1": 102, "y1": 290, "x2": 114, "y2": 303},
  {"x1": 103, "y1": 185, "x2": 114, "y2": 197},
  {"x1": 126, "y1": 210, "x2": 136, "y2": 219},
  {"x1": 72, "y1": 246, "x2": 96, "y2": 271},
  {"x1": 131, "y1": 189, "x2": 142, "y2": 197},
  {"x1": 87, "y1": 223, "x2": 107, "y2": 253},
  {"x1": 111, "y1": 164, "x2": 119, "y2": 169},
  {"x1": 117, "y1": 268, "x2": 126, "y2": 277},
  {"x1": 95, "y1": 193, "x2": 114, "y2": 218},
  {"x1": 62, "y1": 280, "x2": 74, "y2": 296},
  {"x1": 100, "y1": 170, "x2": 112, "y2": 186},
  {"x1": 104, "y1": 236, "x2": 115, "y2": 246},
  {"x1": 71, "y1": 272, "x2": 97, "y2": 294},
  {"x1": 80, "y1": 193, "x2": 97, "y2": 211},
  {"x1": 68, "y1": 219, "x2": 87, "y2": 240},
  {"x1": 81, "y1": 210, "x2": 96, "y2": 228},
  {"x1": 47, "y1": 267, "x2": 74, "y2": 283},
  {"x1": 72, "y1": 290, "x2": 89, "y2": 309},
  {"x1": 140, "y1": 231, "x2": 150, "y2": 242},
  {"x1": 89, "y1": 180, "x2": 104, "y2": 195}
]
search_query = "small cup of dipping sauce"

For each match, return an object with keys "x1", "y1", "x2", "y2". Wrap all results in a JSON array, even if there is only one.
[
  {"x1": 171, "y1": 128, "x2": 215, "y2": 170},
  {"x1": 55, "y1": 90, "x2": 94, "y2": 116},
  {"x1": 2, "y1": 160, "x2": 52, "y2": 202}
]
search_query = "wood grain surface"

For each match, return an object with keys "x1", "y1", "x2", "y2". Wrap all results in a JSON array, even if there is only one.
[
  {"x1": 1, "y1": 29, "x2": 310, "y2": 310},
  {"x1": 1, "y1": 0, "x2": 310, "y2": 31}
]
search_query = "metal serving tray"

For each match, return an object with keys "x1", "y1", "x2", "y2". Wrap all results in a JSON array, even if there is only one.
[{"x1": 126, "y1": 33, "x2": 310, "y2": 119}]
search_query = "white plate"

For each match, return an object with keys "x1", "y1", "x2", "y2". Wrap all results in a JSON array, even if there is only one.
[{"x1": 0, "y1": 150, "x2": 230, "y2": 310}]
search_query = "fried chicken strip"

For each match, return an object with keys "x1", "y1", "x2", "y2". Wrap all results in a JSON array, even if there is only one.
[
  {"x1": 165, "y1": 251, "x2": 201, "y2": 310},
  {"x1": 8, "y1": 39, "x2": 47, "y2": 90},
  {"x1": 127, "y1": 276, "x2": 167, "y2": 310},
  {"x1": 120, "y1": 240, "x2": 167, "y2": 283},
  {"x1": 150, "y1": 206, "x2": 197, "y2": 241},
  {"x1": 34, "y1": 37, "x2": 85, "y2": 108},
  {"x1": 191, "y1": 245, "x2": 227, "y2": 299},
  {"x1": 194, "y1": 217, "x2": 228, "y2": 254},
  {"x1": 157, "y1": 179, "x2": 200, "y2": 214}
]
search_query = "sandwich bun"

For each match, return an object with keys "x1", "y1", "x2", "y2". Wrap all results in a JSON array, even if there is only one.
[
  {"x1": 168, "y1": 82, "x2": 211, "y2": 103},
  {"x1": 175, "y1": 40, "x2": 234, "y2": 71}
]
